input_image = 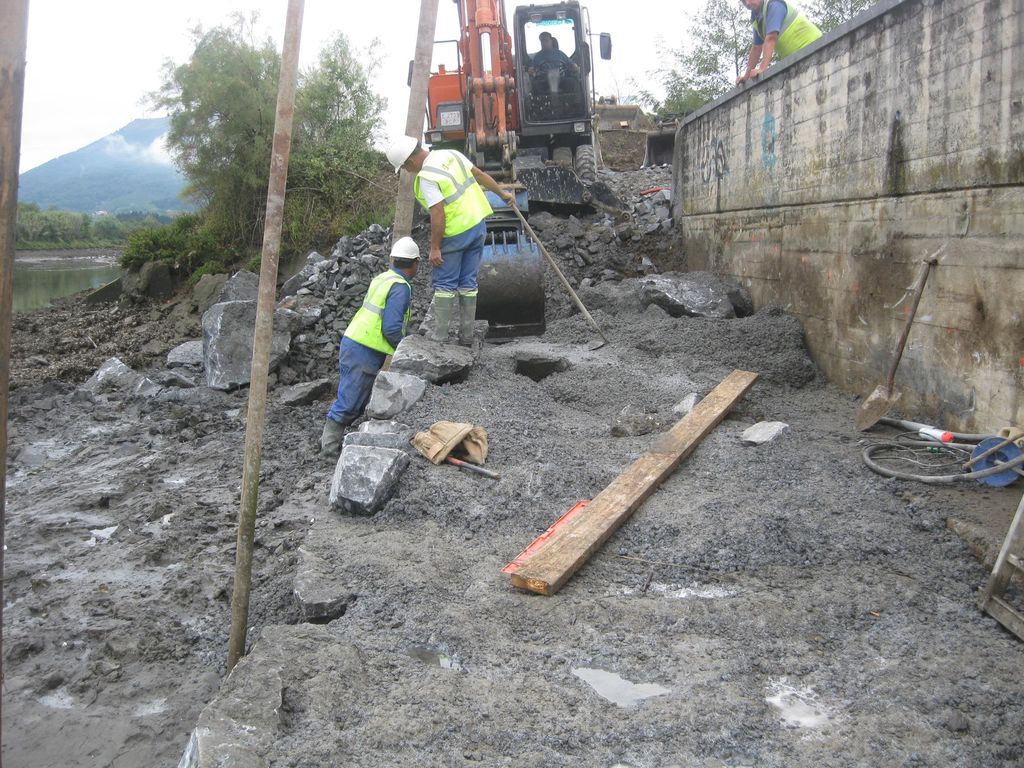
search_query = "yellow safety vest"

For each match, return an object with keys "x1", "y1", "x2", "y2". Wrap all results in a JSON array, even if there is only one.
[
  {"x1": 413, "y1": 149, "x2": 493, "y2": 238},
  {"x1": 343, "y1": 270, "x2": 412, "y2": 355},
  {"x1": 753, "y1": 0, "x2": 822, "y2": 59}
]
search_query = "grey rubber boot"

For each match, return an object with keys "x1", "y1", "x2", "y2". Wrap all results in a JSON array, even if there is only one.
[
  {"x1": 320, "y1": 418, "x2": 345, "y2": 456},
  {"x1": 429, "y1": 293, "x2": 456, "y2": 342},
  {"x1": 458, "y1": 292, "x2": 478, "y2": 346}
]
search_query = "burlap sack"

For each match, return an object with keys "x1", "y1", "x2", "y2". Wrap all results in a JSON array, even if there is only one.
[{"x1": 412, "y1": 421, "x2": 489, "y2": 465}]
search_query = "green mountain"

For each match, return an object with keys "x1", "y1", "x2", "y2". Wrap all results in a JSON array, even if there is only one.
[{"x1": 18, "y1": 117, "x2": 192, "y2": 215}]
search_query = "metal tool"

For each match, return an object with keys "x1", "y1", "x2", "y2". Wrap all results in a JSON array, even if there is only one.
[
  {"x1": 856, "y1": 256, "x2": 938, "y2": 431},
  {"x1": 445, "y1": 456, "x2": 500, "y2": 480}
]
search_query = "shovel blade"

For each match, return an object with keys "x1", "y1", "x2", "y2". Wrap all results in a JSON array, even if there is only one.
[{"x1": 856, "y1": 385, "x2": 901, "y2": 431}]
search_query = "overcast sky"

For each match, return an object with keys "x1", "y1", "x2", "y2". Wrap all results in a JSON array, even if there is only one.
[{"x1": 20, "y1": 0, "x2": 702, "y2": 172}]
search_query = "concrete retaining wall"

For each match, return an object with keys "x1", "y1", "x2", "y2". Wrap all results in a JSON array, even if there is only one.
[{"x1": 671, "y1": 0, "x2": 1023, "y2": 431}]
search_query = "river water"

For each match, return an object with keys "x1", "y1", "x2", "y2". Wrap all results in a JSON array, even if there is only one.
[{"x1": 14, "y1": 248, "x2": 124, "y2": 313}]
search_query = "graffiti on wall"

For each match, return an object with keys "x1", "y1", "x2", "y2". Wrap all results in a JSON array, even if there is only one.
[
  {"x1": 761, "y1": 113, "x2": 777, "y2": 170},
  {"x1": 698, "y1": 137, "x2": 730, "y2": 183}
]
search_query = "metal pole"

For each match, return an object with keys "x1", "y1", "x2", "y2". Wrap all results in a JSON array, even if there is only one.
[
  {"x1": 394, "y1": 0, "x2": 440, "y2": 238},
  {"x1": 0, "y1": 0, "x2": 30, "y2": 741},
  {"x1": 227, "y1": 0, "x2": 304, "y2": 672}
]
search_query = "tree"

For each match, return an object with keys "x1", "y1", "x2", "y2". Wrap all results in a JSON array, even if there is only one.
[
  {"x1": 152, "y1": 15, "x2": 280, "y2": 248},
  {"x1": 639, "y1": 0, "x2": 749, "y2": 115},
  {"x1": 151, "y1": 15, "x2": 389, "y2": 254},
  {"x1": 806, "y1": 0, "x2": 876, "y2": 32},
  {"x1": 286, "y1": 34, "x2": 389, "y2": 248}
]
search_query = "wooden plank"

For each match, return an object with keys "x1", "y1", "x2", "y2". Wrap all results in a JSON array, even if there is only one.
[
  {"x1": 509, "y1": 369, "x2": 759, "y2": 596},
  {"x1": 978, "y1": 490, "x2": 1024, "y2": 608},
  {"x1": 983, "y1": 596, "x2": 1024, "y2": 643}
]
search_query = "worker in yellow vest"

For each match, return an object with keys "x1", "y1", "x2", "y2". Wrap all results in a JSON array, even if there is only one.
[
  {"x1": 386, "y1": 136, "x2": 514, "y2": 345},
  {"x1": 320, "y1": 237, "x2": 420, "y2": 455},
  {"x1": 737, "y1": 0, "x2": 822, "y2": 85}
]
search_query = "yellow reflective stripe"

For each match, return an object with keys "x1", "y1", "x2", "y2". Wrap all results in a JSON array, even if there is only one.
[
  {"x1": 422, "y1": 154, "x2": 477, "y2": 205},
  {"x1": 360, "y1": 300, "x2": 384, "y2": 317},
  {"x1": 443, "y1": 177, "x2": 476, "y2": 205}
]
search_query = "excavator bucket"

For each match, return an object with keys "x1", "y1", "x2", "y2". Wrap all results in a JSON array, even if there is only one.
[
  {"x1": 477, "y1": 191, "x2": 546, "y2": 338},
  {"x1": 515, "y1": 165, "x2": 625, "y2": 213}
]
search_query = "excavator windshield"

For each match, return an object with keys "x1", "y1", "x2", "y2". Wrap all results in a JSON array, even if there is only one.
[
  {"x1": 518, "y1": 15, "x2": 586, "y2": 123},
  {"x1": 522, "y1": 18, "x2": 578, "y2": 62}
]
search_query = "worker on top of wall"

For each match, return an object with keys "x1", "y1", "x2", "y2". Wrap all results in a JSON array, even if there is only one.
[
  {"x1": 736, "y1": 0, "x2": 822, "y2": 85},
  {"x1": 320, "y1": 236, "x2": 420, "y2": 455},
  {"x1": 386, "y1": 135, "x2": 514, "y2": 345}
]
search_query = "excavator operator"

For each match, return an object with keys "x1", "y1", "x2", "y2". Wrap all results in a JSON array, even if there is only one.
[{"x1": 527, "y1": 31, "x2": 579, "y2": 94}]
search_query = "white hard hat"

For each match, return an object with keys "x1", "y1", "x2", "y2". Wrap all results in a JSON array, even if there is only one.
[
  {"x1": 390, "y1": 236, "x2": 420, "y2": 261},
  {"x1": 386, "y1": 135, "x2": 419, "y2": 173}
]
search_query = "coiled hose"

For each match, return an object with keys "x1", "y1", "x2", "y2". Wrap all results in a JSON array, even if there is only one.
[{"x1": 863, "y1": 426, "x2": 1024, "y2": 485}]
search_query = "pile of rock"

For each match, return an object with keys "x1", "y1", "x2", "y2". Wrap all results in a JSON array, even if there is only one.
[{"x1": 277, "y1": 223, "x2": 405, "y2": 382}]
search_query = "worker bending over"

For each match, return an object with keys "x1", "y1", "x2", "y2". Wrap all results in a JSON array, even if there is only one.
[
  {"x1": 320, "y1": 237, "x2": 420, "y2": 455},
  {"x1": 386, "y1": 136, "x2": 514, "y2": 345},
  {"x1": 737, "y1": 0, "x2": 821, "y2": 85}
]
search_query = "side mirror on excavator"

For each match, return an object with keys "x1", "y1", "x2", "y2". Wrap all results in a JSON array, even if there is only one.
[{"x1": 599, "y1": 32, "x2": 612, "y2": 60}]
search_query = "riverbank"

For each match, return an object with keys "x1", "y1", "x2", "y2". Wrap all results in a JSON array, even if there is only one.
[
  {"x1": 3, "y1": 170, "x2": 1022, "y2": 767},
  {"x1": 13, "y1": 248, "x2": 124, "y2": 314}
]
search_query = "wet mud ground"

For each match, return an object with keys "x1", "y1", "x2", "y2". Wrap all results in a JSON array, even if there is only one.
[{"x1": 3, "y1": 281, "x2": 1023, "y2": 767}]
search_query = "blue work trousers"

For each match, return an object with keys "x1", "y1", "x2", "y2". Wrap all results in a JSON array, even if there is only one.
[
  {"x1": 326, "y1": 337, "x2": 387, "y2": 426},
  {"x1": 433, "y1": 220, "x2": 486, "y2": 293}
]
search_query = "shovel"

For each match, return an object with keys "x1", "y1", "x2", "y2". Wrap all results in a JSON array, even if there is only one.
[
  {"x1": 856, "y1": 256, "x2": 938, "y2": 431},
  {"x1": 507, "y1": 202, "x2": 609, "y2": 349}
]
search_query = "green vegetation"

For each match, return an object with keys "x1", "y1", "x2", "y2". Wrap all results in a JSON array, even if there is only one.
[
  {"x1": 125, "y1": 13, "x2": 393, "y2": 281},
  {"x1": 120, "y1": 212, "x2": 226, "y2": 273},
  {"x1": 14, "y1": 203, "x2": 170, "y2": 250},
  {"x1": 642, "y1": 0, "x2": 878, "y2": 115}
]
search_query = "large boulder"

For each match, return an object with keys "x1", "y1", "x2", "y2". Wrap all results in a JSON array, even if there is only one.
[
  {"x1": 389, "y1": 335, "x2": 474, "y2": 384},
  {"x1": 201, "y1": 301, "x2": 296, "y2": 390},
  {"x1": 167, "y1": 340, "x2": 204, "y2": 369},
  {"x1": 191, "y1": 273, "x2": 228, "y2": 314},
  {"x1": 122, "y1": 260, "x2": 174, "y2": 300},
  {"x1": 365, "y1": 372, "x2": 427, "y2": 420},
  {"x1": 278, "y1": 378, "x2": 334, "y2": 406},
  {"x1": 294, "y1": 535, "x2": 356, "y2": 623},
  {"x1": 276, "y1": 294, "x2": 324, "y2": 330},
  {"x1": 329, "y1": 446, "x2": 410, "y2": 516},
  {"x1": 216, "y1": 270, "x2": 260, "y2": 303},
  {"x1": 81, "y1": 357, "x2": 160, "y2": 398},
  {"x1": 342, "y1": 430, "x2": 412, "y2": 452},
  {"x1": 638, "y1": 272, "x2": 753, "y2": 319},
  {"x1": 358, "y1": 420, "x2": 415, "y2": 441}
]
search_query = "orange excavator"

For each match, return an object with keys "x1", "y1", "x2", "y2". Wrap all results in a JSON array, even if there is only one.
[{"x1": 417, "y1": 0, "x2": 617, "y2": 336}]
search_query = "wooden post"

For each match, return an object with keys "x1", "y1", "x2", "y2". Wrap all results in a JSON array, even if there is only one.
[
  {"x1": 393, "y1": 0, "x2": 440, "y2": 238},
  {"x1": 0, "y1": 0, "x2": 30, "y2": 732},
  {"x1": 227, "y1": 0, "x2": 304, "y2": 672}
]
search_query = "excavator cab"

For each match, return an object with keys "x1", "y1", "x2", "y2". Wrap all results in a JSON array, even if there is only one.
[{"x1": 515, "y1": 10, "x2": 588, "y2": 132}]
